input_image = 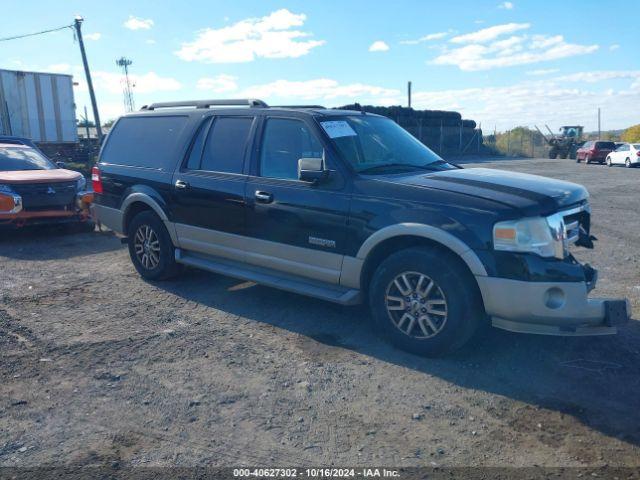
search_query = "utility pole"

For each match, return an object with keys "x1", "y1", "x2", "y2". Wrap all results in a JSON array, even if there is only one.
[
  {"x1": 407, "y1": 81, "x2": 412, "y2": 109},
  {"x1": 74, "y1": 16, "x2": 102, "y2": 141},
  {"x1": 83, "y1": 105, "x2": 90, "y2": 139},
  {"x1": 598, "y1": 108, "x2": 601, "y2": 139}
]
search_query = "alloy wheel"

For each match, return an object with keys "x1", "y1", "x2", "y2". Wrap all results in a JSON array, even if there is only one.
[
  {"x1": 385, "y1": 271, "x2": 448, "y2": 339},
  {"x1": 134, "y1": 224, "x2": 161, "y2": 270}
]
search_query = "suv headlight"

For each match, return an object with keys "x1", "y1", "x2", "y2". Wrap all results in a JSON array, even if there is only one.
[{"x1": 493, "y1": 216, "x2": 565, "y2": 258}]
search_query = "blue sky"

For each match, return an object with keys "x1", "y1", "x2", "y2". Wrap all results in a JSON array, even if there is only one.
[{"x1": 2, "y1": 0, "x2": 639, "y2": 131}]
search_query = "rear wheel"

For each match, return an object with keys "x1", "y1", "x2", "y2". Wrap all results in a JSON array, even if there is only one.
[
  {"x1": 127, "y1": 211, "x2": 182, "y2": 280},
  {"x1": 549, "y1": 148, "x2": 558, "y2": 159},
  {"x1": 606, "y1": 156, "x2": 612, "y2": 167},
  {"x1": 368, "y1": 247, "x2": 482, "y2": 357}
]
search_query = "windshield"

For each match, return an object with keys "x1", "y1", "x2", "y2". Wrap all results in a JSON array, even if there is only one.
[
  {"x1": 0, "y1": 145, "x2": 56, "y2": 172},
  {"x1": 320, "y1": 116, "x2": 452, "y2": 174}
]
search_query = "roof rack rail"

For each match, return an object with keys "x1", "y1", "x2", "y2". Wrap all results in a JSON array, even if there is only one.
[
  {"x1": 273, "y1": 105, "x2": 326, "y2": 109},
  {"x1": 141, "y1": 99, "x2": 268, "y2": 110}
]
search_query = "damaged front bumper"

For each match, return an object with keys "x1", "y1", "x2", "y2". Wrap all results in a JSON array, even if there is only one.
[{"x1": 476, "y1": 264, "x2": 632, "y2": 336}]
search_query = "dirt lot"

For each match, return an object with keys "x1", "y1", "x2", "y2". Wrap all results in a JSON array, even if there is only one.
[{"x1": 1, "y1": 157, "x2": 639, "y2": 469}]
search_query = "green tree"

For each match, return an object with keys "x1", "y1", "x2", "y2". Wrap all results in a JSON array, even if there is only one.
[{"x1": 621, "y1": 124, "x2": 640, "y2": 143}]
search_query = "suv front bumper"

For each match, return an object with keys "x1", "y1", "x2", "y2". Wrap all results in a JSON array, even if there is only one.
[{"x1": 476, "y1": 268, "x2": 631, "y2": 336}]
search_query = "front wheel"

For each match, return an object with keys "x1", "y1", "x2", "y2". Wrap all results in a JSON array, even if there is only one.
[
  {"x1": 584, "y1": 155, "x2": 591, "y2": 164},
  {"x1": 626, "y1": 158, "x2": 632, "y2": 168},
  {"x1": 127, "y1": 211, "x2": 182, "y2": 280},
  {"x1": 368, "y1": 247, "x2": 483, "y2": 357},
  {"x1": 606, "y1": 156, "x2": 612, "y2": 167}
]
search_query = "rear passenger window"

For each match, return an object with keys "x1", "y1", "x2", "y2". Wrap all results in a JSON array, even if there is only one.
[
  {"x1": 100, "y1": 116, "x2": 188, "y2": 169},
  {"x1": 200, "y1": 117, "x2": 253, "y2": 174},
  {"x1": 185, "y1": 118, "x2": 212, "y2": 170},
  {"x1": 260, "y1": 118, "x2": 323, "y2": 180}
]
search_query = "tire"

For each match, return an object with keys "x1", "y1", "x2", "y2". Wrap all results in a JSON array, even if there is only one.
[
  {"x1": 127, "y1": 210, "x2": 182, "y2": 280},
  {"x1": 560, "y1": 151, "x2": 568, "y2": 159},
  {"x1": 606, "y1": 156, "x2": 612, "y2": 167},
  {"x1": 368, "y1": 247, "x2": 483, "y2": 357},
  {"x1": 584, "y1": 155, "x2": 591, "y2": 164},
  {"x1": 549, "y1": 149, "x2": 558, "y2": 159},
  {"x1": 626, "y1": 158, "x2": 631, "y2": 168}
]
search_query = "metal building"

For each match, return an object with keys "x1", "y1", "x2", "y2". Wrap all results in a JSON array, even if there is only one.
[{"x1": 0, "y1": 68, "x2": 78, "y2": 143}]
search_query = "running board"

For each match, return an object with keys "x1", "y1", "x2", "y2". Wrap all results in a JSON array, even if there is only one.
[{"x1": 175, "y1": 248, "x2": 362, "y2": 306}]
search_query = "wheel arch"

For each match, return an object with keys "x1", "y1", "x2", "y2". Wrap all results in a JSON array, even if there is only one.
[
  {"x1": 121, "y1": 193, "x2": 170, "y2": 237},
  {"x1": 345, "y1": 223, "x2": 487, "y2": 295}
]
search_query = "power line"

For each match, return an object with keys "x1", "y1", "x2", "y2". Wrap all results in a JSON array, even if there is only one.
[{"x1": 0, "y1": 24, "x2": 74, "y2": 43}]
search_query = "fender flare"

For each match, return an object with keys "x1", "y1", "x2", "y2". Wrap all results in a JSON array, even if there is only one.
[
  {"x1": 121, "y1": 192, "x2": 169, "y2": 225},
  {"x1": 356, "y1": 223, "x2": 487, "y2": 277}
]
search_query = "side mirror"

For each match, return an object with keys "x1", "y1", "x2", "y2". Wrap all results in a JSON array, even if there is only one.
[
  {"x1": 56, "y1": 161, "x2": 66, "y2": 169},
  {"x1": 298, "y1": 157, "x2": 328, "y2": 184}
]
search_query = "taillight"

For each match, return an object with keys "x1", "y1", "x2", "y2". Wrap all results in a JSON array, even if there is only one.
[
  {"x1": 637, "y1": 151, "x2": 640, "y2": 157},
  {"x1": 91, "y1": 166, "x2": 103, "y2": 194}
]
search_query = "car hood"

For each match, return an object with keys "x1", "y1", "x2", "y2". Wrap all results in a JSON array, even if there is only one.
[
  {"x1": 383, "y1": 167, "x2": 588, "y2": 216},
  {"x1": 0, "y1": 169, "x2": 81, "y2": 184}
]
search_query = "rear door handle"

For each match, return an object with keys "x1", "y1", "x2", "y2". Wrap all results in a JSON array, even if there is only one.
[
  {"x1": 254, "y1": 190, "x2": 273, "y2": 203},
  {"x1": 175, "y1": 179, "x2": 189, "y2": 190}
]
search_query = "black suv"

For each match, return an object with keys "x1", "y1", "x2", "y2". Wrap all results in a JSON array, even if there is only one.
[{"x1": 91, "y1": 99, "x2": 630, "y2": 356}]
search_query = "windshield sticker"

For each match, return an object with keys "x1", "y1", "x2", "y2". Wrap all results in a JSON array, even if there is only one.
[{"x1": 321, "y1": 121, "x2": 357, "y2": 139}]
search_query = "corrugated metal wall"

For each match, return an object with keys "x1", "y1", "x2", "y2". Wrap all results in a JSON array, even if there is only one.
[{"x1": 0, "y1": 69, "x2": 78, "y2": 143}]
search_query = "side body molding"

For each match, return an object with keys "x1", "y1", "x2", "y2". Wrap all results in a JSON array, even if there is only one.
[{"x1": 340, "y1": 222, "x2": 488, "y2": 289}]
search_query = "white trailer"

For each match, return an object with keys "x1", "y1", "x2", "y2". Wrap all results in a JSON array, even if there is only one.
[{"x1": 0, "y1": 68, "x2": 78, "y2": 143}]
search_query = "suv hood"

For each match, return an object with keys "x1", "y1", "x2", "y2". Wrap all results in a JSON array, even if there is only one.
[
  {"x1": 0, "y1": 169, "x2": 81, "y2": 184},
  {"x1": 387, "y1": 167, "x2": 588, "y2": 216}
]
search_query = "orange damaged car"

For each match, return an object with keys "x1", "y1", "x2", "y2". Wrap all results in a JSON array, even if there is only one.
[{"x1": 0, "y1": 138, "x2": 94, "y2": 230}]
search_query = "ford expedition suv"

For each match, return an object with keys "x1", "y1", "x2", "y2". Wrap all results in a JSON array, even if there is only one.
[{"x1": 91, "y1": 99, "x2": 631, "y2": 356}]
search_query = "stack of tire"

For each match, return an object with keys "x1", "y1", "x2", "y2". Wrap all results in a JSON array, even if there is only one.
[{"x1": 337, "y1": 104, "x2": 481, "y2": 156}]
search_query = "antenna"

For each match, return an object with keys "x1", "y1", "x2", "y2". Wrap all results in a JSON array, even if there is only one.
[{"x1": 116, "y1": 57, "x2": 135, "y2": 112}]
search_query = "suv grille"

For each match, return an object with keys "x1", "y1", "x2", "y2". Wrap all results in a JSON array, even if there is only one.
[
  {"x1": 11, "y1": 181, "x2": 77, "y2": 210},
  {"x1": 562, "y1": 205, "x2": 590, "y2": 248}
]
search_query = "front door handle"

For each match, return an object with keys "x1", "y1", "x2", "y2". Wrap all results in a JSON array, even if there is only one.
[
  {"x1": 254, "y1": 190, "x2": 273, "y2": 203},
  {"x1": 175, "y1": 179, "x2": 189, "y2": 190}
]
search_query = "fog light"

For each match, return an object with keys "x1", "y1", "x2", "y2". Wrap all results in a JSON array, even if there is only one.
[{"x1": 544, "y1": 287, "x2": 565, "y2": 310}]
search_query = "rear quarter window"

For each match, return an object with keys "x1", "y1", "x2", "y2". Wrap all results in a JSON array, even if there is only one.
[
  {"x1": 595, "y1": 141, "x2": 615, "y2": 149},
  {"x1": 100, "y1": 115, "x2": 189, "y2": 169}
]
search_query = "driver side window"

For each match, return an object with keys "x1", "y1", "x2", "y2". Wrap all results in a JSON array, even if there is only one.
[{"x1": 260, "y1": 118, "x2": 323, "y2": 180}]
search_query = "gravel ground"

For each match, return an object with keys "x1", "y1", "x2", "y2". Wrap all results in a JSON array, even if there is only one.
[{"x1": 1, "y1": 157, "x2": 639, "y2": 469}]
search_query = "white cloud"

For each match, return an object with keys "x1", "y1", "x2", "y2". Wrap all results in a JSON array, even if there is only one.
[
  {"x1": 145, "y1": 39, "x2": 156, "y2": 45},
  {"x1": 610, "y1": 44, "x2": 620, "y2": 51},
  {"x1": 498, "y1": 1, "x2": 514, "y2": 9},
  {"x1": 369, "y1": 41, "x2": 389, "y2": 52},
  {"x1": 451, "y1": 23, "x2": 530, "y2": 44},
  {"x1": 239, "y1": 78, "x2": 400, "y2": 104},
  {"x1": 434, "y1": 24, "x2": 598, "y2": 71},
  {"x1": 175, "y1": 9, "x2": 325, "y2": 63},
  {"x1": 84, "y1": 32, "x2": 101, "y2": 41},
  {"x1": 555, "y1": 70, "x2": 640, "y2": 83},
  {"x1": 123, "y1": 16, "x2": 154, "y2": 31},
  {"x1": 47, "y1": 63, "x2": 71, "y2": 73},
  {"x1": 400, "y1": 31, "x2": 451, "y2": 45},
  {"x1": 75, "y1": 70, "x2": 181, "y2": 94},
  {"x1": 196, "y1": 74, "x2": 238, "y2": 93},
  {"x1": 410, "y1": 75, "x2": 640, "y2": 131},
  {"x1": 526, "y1": 68, "x2": 559, "y2": 76}
]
